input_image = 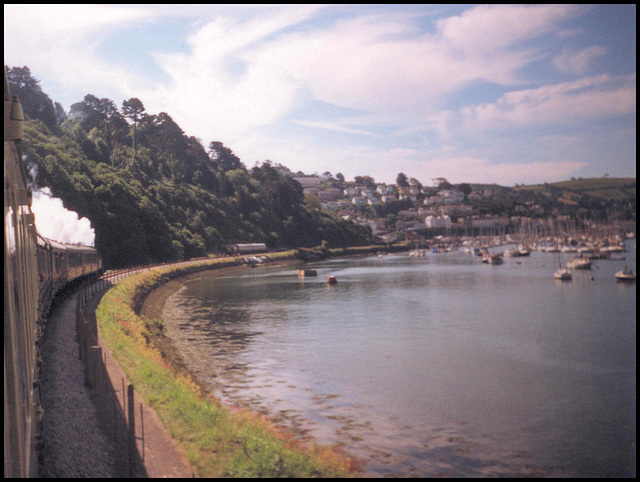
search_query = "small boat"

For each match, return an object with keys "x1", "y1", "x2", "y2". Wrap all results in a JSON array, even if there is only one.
[
  {"x1": 615, "y1": 267, "x2": 636, "y2": 282},
  {"x1": 553, "y1": 246, "x2": 571, "y2": 280},
  {"x1": 298, "y1": 269, "x2": 317, "y2": 278},
  {"x1": 566, "y1": 257, "x2": 592, "y2": 270},
  {"x1": 481, "y1": 252, "x2": 503, "y2": 265},
  {"x1": 554, "y1": 268, "x2": 572, "y2": 281}
]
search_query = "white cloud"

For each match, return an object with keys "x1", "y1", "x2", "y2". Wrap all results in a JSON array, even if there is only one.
[
  {"x1": 146, "y1": 6, "x2": 321, "y2": 145},
  {"x1": 4, "y1": 4, "x2": 634, "y2": 186},
  {"x1": 4, "y1": 4, "x2": 159, "y2": 105},
  {"x1": 437, "y1": 4, "x2": 581, "y2": 56},
  {"x1": 553, "y1": 46, "x2": 607, "y2": 74},
  {"x1": 460, "y1": 75, "x2": 636, "y2": 131},
  {"x1": 399, "y1": 154, "x2": 588, "y2": 186},
  {"x1": 291, "y1": 120, "x2": 376, "y2": 136},
  {"x1": 154, "y1": 3, "x2": 588, "y2": 143}
]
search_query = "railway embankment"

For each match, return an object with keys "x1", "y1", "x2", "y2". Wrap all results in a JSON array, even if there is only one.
[{"x1": 93, "y1": 251, "x2": 360, "y2": 477}]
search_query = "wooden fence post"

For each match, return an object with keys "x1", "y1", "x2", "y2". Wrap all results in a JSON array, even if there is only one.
[{"x1": 127, "y1": 384, "x2": 136, "y2": 477}]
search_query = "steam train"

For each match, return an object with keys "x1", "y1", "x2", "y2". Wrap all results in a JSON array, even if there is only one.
[{"x1": 5, "y1": 69, "x2": 102, "y2": 477}]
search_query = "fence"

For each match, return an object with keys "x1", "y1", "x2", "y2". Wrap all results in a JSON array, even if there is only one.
[{"x1": 75, "y1": 277, "x2": 146, "y2": 478}]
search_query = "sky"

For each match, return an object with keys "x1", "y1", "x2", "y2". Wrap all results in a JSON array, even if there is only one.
[{"x1": 4, "y1": 5, "x2": 636, "y2": 188}]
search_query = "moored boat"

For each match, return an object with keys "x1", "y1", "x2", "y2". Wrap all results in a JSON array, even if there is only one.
[
  {"x1": 481, "y1": 252, "x2": 503, "y2": 265},
  {"x1": 615, "y1": 267, "x2": 636, "y2": 282},
  {"x1": 566, "y1": 257, "x2": 592, "y2": 270},
  {"x1": 554, "y1": 268, "x2": 572, "y2": 281}
]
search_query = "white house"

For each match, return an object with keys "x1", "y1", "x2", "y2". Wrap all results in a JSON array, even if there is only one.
[
  {"x1": 425, "y1": 215, "x2": 451, "y2": 229},
  {"x1": 439, "y1": 204, "x2": 473, "y2": 216},
  {"x1": 439, "y1": 189, "x2": 464, "y2": 203},
  {"x1": 343, "y1": 187, "x2": 358, "y2": 196},
  {"x1": 376, "y1": 184, "x2": 394, "y2": 195},
  {"x1": 399, "y1": 193, "x2": 418, "y2": 202},
  {"x1": 361, "y1": 188, "x2": 374, "y2": 198}
]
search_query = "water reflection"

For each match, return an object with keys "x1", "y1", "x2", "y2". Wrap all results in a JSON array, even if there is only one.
[{"x1": 162, "y1": 246, "x2": 635, "y2": 477}]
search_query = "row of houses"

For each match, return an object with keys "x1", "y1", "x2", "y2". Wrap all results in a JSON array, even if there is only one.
[
  {"x1": 294, "y1": 176, "x2": 480, "y2": 205},
  {"x1": 303, "y1": 186, "x2": 472, "y2": 206}
]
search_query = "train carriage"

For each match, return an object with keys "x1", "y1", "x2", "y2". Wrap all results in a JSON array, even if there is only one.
[{"x1": 5, "y1": 67, "x2": 102, "y2": 477}]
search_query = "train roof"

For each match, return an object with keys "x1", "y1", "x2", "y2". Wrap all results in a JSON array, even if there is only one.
[
  {"x1": 43, "y1": 237, "x2": 97, "y2": 253},
  {"x1": 64, "y1": 244, "x2": 95, "y2": 253},
  {"x1": 36, "y1": 233, "x2": 52, "y2": 248}
]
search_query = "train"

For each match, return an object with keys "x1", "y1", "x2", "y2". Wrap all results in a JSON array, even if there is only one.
[
  {"x1": 224, "y1": 243, "x2": 268, "y2": 255},
  {"x1": 5, "y1": 68, "x2": 103, "y2": 477}
]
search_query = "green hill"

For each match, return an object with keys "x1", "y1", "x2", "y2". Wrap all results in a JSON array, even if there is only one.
[{"x1": 9, "y1": 66, "x2": 372, "y2": 268}]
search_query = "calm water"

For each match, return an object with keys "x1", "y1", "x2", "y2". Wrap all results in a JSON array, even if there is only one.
[{"x1": 162, "y1": 242, "x2": 636, "y2": 477}]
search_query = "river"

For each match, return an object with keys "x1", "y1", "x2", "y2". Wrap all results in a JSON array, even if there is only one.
[{"x1": 161, "y1": 241, "x2": 636, "y2": 477}]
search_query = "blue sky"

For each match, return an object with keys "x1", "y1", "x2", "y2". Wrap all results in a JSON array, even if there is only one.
[{"x1": 5, "y1": 4, "x2": 636, "y2": 187}]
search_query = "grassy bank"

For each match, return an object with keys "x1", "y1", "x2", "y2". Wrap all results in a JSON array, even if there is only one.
[{"x1": 95, "y1": 252, "x2": 358, "y2": 477}]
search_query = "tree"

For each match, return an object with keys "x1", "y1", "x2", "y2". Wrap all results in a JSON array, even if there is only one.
[
  {"x1": 396, "y1": 172, "x2": 409, "y2": 187},
  {"x1": 409, "y1": 177, "x2": 423, "y2": 191},
  {"x1": 69, "y1": 94, "x2": 127, "y2": 163},
  {"x1": 208, "y1": 141, "x2": 244, "y2": 171},
  {"x1": 122, "y1": 98, "x2": 145, "y2": 158},
  {"x1": 336, "y1": 172, "x2": 345, "y2": 182},
  {"x1": 457, "y1": 183, "x2": 472, "y2": 196},
  {"x1": 432, "y1": 177, "x2": 451, "y2": 188},
  {"x1": 6, "y1": 66, "x2": 59, "y2": 133},
  {"x1": 354, "y1": 175, "x2": 375, "y2": 188}
]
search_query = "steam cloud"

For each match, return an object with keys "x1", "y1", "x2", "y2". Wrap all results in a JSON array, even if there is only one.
[{"x1": 31, "y1": 188, "x2": 95, "y2": 246}]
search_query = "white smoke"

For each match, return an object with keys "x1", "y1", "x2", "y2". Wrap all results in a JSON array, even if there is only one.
[{"x1": 31, "y1": 188, "x2": 95, "y2": 246}]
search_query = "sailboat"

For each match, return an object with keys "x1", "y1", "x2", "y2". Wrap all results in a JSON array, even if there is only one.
[{"x1": 554, "y1": 246, "x2": 572, "y2": 281}]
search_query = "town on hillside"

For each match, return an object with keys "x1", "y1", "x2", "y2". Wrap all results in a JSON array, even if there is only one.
[{"x1": 291, "y1": 173, "x2": 636, "y2": 246}]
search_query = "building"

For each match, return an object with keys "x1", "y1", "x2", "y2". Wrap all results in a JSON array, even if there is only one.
[
  {"x1": 439, "y1": 204, "x2": 473, "y2": 216},
  {"x1": 425, "y1": 215, "x2": 451, "y2": 229},
  {"x1": 293, "y1": 176, "x2": 323, "y2": 188},
  {"x1": 317, "y1": 188, "x2": 342, "y2": 201},
  {"x1": 376, "y1": 184, "x2": 394, "y2": 195},
  {"x1": 343, "y1": 187, "x2": 358, "y2": 196},
  {"x1": 463, "y1": 216, "x2": 510, "y2": 229}
]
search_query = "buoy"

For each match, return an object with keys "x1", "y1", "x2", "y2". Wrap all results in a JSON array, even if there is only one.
[{"x1": 326, "y1": 275, "x2": 337, "y2": 284}]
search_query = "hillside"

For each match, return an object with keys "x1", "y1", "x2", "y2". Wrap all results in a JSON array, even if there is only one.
[
  {"x1": 513, "y1": 178, "x2": 636, "y2": 213},
  {"x1": 9, "y1": 66, "x2": 372, "y2": 268}
]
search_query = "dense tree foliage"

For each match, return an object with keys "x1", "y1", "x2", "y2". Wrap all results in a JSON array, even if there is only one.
[
  {"x1": 6, "y1": 66, "x2": 60, "y2": 134},
  {"x1": 9, "y1": 66, "x2": 372, "y2": 268}
]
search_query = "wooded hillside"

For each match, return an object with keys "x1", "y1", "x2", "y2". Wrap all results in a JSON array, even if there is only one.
[{"x1": 8, "y1": 66, "x2": 372, "y2": 268}]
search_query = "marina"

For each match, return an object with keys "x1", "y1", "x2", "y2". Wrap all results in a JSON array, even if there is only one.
[{"x1": 161, "y1": 239, "x2": 636, "y2": 477}]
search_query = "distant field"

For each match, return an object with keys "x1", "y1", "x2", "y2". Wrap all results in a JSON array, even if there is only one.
[{"x1": 515, "y1": 177, "x2": 636, "y2": 201}]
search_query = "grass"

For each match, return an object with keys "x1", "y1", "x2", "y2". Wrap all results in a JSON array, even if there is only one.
[{"x1": 95, "y1": 252, "x2": 359, "y2": 477}]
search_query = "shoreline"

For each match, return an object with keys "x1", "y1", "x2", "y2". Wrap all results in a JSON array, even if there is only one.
[
  {"x1": 139, "y1": 258, "x2": 303, "y2": 407},
  {"x1": 137, "y1": 249, "x2": 397, "y2": 400},
  {"x1": 135, "y1": 249, "x2": 410, "y2": 475}
]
